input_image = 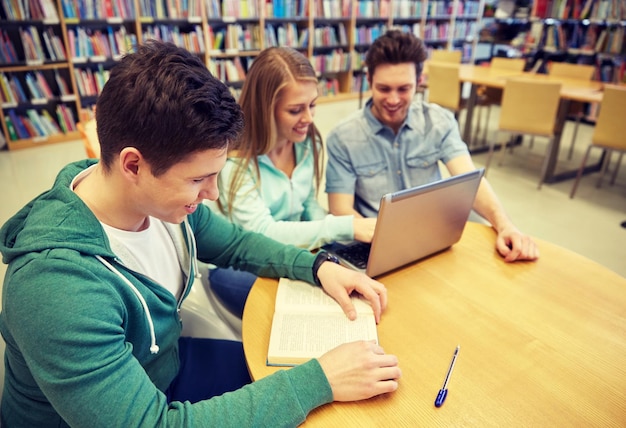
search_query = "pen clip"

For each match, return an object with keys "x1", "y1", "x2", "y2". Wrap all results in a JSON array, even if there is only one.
[{"x1": 435, "y1": 388, "x2": 448, "y2": 407}]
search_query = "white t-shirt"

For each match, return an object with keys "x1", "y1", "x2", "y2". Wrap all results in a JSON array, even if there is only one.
[
  {"x1": 100, "y1": 220, "x2": 183, "y2": 299},
  {"x1": 71, "y1": 166, "x2": 184, "y2": 299}
]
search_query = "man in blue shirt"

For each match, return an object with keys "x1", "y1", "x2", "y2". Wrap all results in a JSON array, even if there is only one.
[{"x1": 325, "y1": 30, "x2": 538, "y2": 262}]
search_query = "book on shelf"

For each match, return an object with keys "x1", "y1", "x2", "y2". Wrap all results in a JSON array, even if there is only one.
[
  {"x1": 7, "y1": 110, "x2": 30, "y2": 139},
  {"x1": 0, "y1": 73, "x2": 17, "y2": 104},
  {"x1": 267, "y1": 278, "x2": 378, "y2": 367},
  {"x1": 4, "y1": 116, "x2": 19, "y2": 140}
]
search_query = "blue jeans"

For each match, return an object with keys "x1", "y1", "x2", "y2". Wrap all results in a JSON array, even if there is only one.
[
  {"x1": 166, "y1": 337, "x2": 251, "y2": 403},
  {"x1": 208, "y1": 267, "x2": 257, "y2": 318}
]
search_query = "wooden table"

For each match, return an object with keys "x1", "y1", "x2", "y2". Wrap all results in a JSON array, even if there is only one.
[
  {"x1": 458, "y1": 64, "x2": 604, "y2": 183},
  {"x1": 243, "y1": 222, "x2": 626, "y2": 426},
  {"x1": 423, "y1": 62, "x2": 606, "y2": 183}
]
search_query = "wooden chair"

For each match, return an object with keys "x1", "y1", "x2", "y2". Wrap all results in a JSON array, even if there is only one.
[
  {"x1": 430, "y1": 49, "x2": 462, "y2": 64},
  {"x1": 425, "y1": 62, "x2": 462, "y2": 111},
  {"x1": 570, "y1": 85, "x2": 626, "y2": 199},
  {"x1": 77, "y1": 119, "x2": 100, "y2": 159},
  {"x1": 490, "y1": 57, "x2": 527, "y2": 71},
  {"x1": 419, "y1": 50, "x2": 462, "y2": 101},
  {"x1": 426, "y1": 62, "x2": 491, "y2": 146},
  {"x1": 548, "y1": 62, "x2": 596, "y2": 160},
  {"x1": 476, "y1": 57, "x2": 527, "y2": 145},
  {"x1": 484, "y1": 78, "x2": 562, "y2": 189}
]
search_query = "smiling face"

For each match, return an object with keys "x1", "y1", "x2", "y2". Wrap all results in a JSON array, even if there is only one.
[
  {"x1": 368, "y1": 62, "x2": 418, "y2": 133},
  {"x1": 274, "y1": 80, "x2": 318, "y2": 146},
  {"x1": 136, "y1": 147, "x2": 227, "y2": 225}
]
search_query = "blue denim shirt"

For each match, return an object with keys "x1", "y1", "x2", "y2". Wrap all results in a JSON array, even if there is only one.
[{"x1": 325, "y1": 98, "x2": 469, "y2": 217}]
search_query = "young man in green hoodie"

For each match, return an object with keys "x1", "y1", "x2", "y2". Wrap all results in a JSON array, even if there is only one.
[{"x1": 0, "y1": 41, "x2": 400, "y2": 427}]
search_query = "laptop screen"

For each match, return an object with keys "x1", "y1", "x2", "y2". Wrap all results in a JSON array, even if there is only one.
[{"x1": 323, "y1": 169, "x2": 484, "y2": 277}]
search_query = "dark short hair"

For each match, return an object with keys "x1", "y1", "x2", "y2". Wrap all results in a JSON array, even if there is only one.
[
  {"x1": 365, "y1": 30, "x2": 427, "y2": 81},
  {"x1": 96, "y1": 40, "x2": 243, "y2": 176}
]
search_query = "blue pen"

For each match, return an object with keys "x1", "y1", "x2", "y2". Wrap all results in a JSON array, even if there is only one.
[{"x1": 434, "y1": 345, "x2": 460, "y2": 408}]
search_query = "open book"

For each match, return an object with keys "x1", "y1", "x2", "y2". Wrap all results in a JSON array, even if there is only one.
[{"x1": 267, "y1": 278, "x2": 378, "y2": 366}]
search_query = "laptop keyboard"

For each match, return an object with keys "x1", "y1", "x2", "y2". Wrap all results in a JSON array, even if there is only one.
[{"x1": 335, "y1": 242, "x2": 372, "y2": 270}]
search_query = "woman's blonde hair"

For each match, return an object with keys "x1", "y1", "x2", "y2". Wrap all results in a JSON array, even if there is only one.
[{"x1": 219, "y1": 47, "x2": 323, "y2": 218}]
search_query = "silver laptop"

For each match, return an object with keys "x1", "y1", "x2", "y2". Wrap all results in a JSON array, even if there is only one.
[{"x1": 322, "y1": 169, "x2": 484, "y2": 277}]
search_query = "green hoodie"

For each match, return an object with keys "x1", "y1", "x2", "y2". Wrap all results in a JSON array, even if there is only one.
[{"x1": 0, "y1": 160, "x2": 333, "y2": 427}]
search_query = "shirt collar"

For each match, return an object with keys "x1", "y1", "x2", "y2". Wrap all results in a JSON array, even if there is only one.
[{"x1": 363, "y1": 98, "x2": 415, "y2": 134}]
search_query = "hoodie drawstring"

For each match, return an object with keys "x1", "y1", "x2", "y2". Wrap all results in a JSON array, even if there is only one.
[{"x1": 95, "y1": 255, "x2": 160, "y2": 354}]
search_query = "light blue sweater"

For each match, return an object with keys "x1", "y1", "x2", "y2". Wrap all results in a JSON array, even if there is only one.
[{"x1": 208, "y1": 138, "x2": 354, "y2": 250}]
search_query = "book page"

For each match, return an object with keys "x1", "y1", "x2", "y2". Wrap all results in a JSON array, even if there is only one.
[
  {"x1": 267, "y1": 278, "x2": 378, "y2": 366},
  {"x1": 275, "y1": 278, "x2": 374, "y2": 315}
]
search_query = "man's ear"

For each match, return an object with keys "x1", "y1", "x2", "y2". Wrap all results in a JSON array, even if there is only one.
[{"x1": 119, "y1": 147, "x2": 142, "y2": 178}]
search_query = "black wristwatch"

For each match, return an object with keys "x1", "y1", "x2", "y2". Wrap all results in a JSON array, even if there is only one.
[{"x1": 312, "y1": 252, "x2": 340, "y2": 287}]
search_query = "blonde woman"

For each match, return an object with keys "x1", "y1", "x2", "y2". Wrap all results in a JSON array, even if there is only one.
[{"x1": 207, "y1": 47, "x2": 375, "y2": 317}]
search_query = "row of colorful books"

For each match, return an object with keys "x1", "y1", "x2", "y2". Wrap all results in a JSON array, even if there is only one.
[
  {"x1": 423, "y1": 22, "x2": 452, "y2": 42},
  {"x1": 453, "y1": 21, "x2": 478, "y2": 40},
  {"x1": 1, "y1": 0, "x2": 59, "y2": 20},
  {"x1": 67, "y1": 26, "x2": 136, "y2": 59},
  {"x1": 4, "y1": 104, "x2": 76, "y2": 141},
  {"x1": 208, "y1": 56, "x2": 248, "y2": 82},
  {"x1": 0, "y1": 70, "x2": 71, "y2": 104},
  {"x1": 317, "y1": 0, "x2": 351, "y2": 18},
  {"x1": 207, "y1": 22, "x2": 356, "y2": 52},
  {"x1": 208, "y1": 24, "x2": 262, "y2": 51},
  {"x1": 138, "y1": 0, "x2": 202, "y2": 19},
  {"x1": 528, "y1": 21, "x2": 625, "y2": 55},
  {"x1": 354, "y1": 24, "x2": 388, "y2": 45},
  {"x1": 73, "y1": 64, "x2": 109, "y2": 96},
  {"x1": 142, "y1": 25, "x2": 205, "y2": 54},
  {"x1": 535, "y1": 0, "x2": 625, "y2": 20},
  {"x1": 1, "y1": 26, "x2": 67, "y2": 64},
  {"x1": 313, "y1": 23, "x2": 348, "y2": 47},
  {"x1": 60, "y1": 0, "x2": 134, "y2": 19},
  {"x1": 206, "y1": 0, "x2": 259, "y2": 18},
  {"x1": 311, "y1": 49, "x2": 351, "y2": 74}
]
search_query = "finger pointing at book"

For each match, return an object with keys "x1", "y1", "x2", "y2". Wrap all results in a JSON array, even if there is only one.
[{"x1": 316, "y1": 261, "x2": 387, "y2": 323}]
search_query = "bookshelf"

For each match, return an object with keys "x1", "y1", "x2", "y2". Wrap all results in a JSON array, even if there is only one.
[
  {"x1": 493, "y1": 0, "x2": 625, "y2": 83},
  {"x1": 0, "y1": 1, "x2": 82, "y2": 150},
  {"x1": 1, "y1": 0, "x2": 486, "y2": 150}
]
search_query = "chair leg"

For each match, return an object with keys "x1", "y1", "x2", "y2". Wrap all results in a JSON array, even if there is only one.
[
  {"x1": 570, "y1": 145, "x2": 593, "y2": 198},
  {"x1": 484, "y1": 130, "x2": 499, "y2": 174},
  {"x1": 481, "y1": 106, "x2": 492, "y2": 146},
  {"x1": 498, "y1": 134, "x2": 510, "y2": 166},
  {"x1": 538, "y1": 136, "x2": 555, "y2": 190},
  {"x1": 472, "y1": 106, "x2": 484, "y2": 149},
  {"x1": 567, "y1": 116, "x2": 582, "y2": 160},
  {"x1": 597, "y1": 149, "x2": 612, "y2": 189},
  {"x1": 610, "y1": 152, "x2": 623, "y2": 186}
]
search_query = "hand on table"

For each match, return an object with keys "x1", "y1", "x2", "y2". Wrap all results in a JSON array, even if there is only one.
[
  {"x1": 496, "y1": 225, "x2": 540, "y2": 262},
  {"x1": 318, "y1": 341, "x2": 401, "y2": 401}
]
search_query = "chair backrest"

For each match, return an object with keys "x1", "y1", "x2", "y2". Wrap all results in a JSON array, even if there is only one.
[
  {"x1": 549, "y1": 62, "x2": 595, "y2": 81},
  {"x1": 593, "y1": 85, "x2": 626, "y2": 150},
  {"x1": 430, "y1": 49, "x2": 462, "y2": 64},
  {"x1": 426, "y1": 62, "x2": 461, "y2": 111},
  {"x1": 498, "y1": 78, "x2": 562, "y2": 136},
  {"x1": 77, "y1": 119, "x2": 100, "y2": 158},
  {"x1": 491, "y1": 57, "x2": 526, "y2": 71}
]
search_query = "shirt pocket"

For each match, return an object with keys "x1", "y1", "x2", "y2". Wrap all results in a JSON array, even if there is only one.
[
  {"x1": 354, "y1": 160, "x2": 390, "y2": 208},
  {"x1": 406, "y1": 152, "x2": 441, "y2": 186}
]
